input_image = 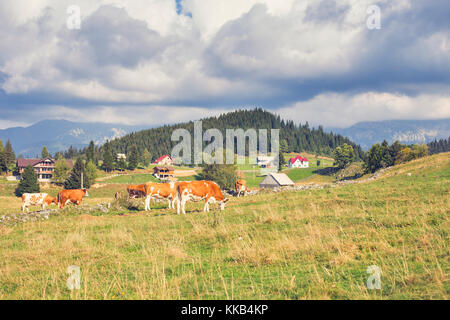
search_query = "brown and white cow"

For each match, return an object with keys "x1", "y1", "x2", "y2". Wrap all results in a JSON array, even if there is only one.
[
  {"x1": 176, "y1": 181, "x2": 229, "y2": 215},
  {"x1": 126, "y1": 184, "x2": 147, "y2": 199},
  {"x1": 57, "y1": 189, "x2": 89, "y2": 209},
  {"x1": 234, "y1": 180, "x2": 247, "y2": 197},
  {"x1": 144, "y1": 182, "x2": 178, "y2": 211},
  {"x1": 21, "y1": 193, "x2": 57, "y2": 212}
]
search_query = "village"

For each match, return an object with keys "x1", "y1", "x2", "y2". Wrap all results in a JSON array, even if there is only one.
[{"x1": 2, "y1": 149, "x2": 331, "y2": 215}]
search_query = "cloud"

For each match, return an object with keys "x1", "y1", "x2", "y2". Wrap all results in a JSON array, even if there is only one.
[
  {"x1": 277, "y1": 92, "x2": 450, "y2": 128},
  {"x1": 0, "y1": 0, "x2": 449, "y2": 128}
]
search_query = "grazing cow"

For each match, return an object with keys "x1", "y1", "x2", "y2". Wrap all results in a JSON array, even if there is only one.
[
  {"x1": 143, "y1": 182, "x2": 178, "y2": 211},
  {"x1": 235, "y1": 180, "x2": 247, "y2": 197},
  {"x1": 57, "y1": 189, "x2": 88, "y2": 209},
  {"x1": 126, "y1": 184, "x2": 146, "y2": 199},
  {"x1": 176, "y1": 181, "x2": 229, "y2": 215},
  {"x1": 21, "y1": 193, "x2": 57, "y2": 212}
]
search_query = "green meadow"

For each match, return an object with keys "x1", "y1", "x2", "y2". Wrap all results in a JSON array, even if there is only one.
[{"x1": 0, "y1": 153, "x2": 448, "y2": 299}]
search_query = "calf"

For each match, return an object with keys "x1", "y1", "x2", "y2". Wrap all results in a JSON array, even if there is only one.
[
  {"x1": 176, "y1": 180, "x2": 229, "y2": 215},
  {"x1": 235, "y1": 180, "x2": 247, "y2": 197},
  {"x1": 57, "y1": 189, "x2": 89, "y2": 209},
  {"x1": 144, "y1": 182, "x2": 178, "y2": 211},
  {"x1": 21, "y1": 193, "x2": 57, "y2": 212},
  {"x1": 127, "y1": 184, "x2": 146, "y2": 199}
]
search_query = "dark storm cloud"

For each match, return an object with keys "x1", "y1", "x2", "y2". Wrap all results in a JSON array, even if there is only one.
[{"x1": 0, "y1": 0, "x2": 449, "y2": 127}]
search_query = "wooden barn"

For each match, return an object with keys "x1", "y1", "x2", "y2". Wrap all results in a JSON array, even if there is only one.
[
  {"x1": 153, "y1": 166, "x2": 174, "y2": 179},
  {"x1": 259, "y1": 173, "x2": 294, "y2": 189}
]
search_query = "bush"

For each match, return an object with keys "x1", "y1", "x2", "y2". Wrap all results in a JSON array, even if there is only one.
[{"x1": 200, "y1": 164, "x2": 237, "y2": 190}]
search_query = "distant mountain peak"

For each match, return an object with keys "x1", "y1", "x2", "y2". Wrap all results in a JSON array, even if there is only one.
[
  {"x1": 330, "y1": 119, "x2": 450, "y2": 150},
  {"x1": 0, "y1": 120, "x2": 148, "y2": 157}
]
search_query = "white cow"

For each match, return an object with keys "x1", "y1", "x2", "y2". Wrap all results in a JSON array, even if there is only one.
[{"x1": 21, "y1": 193, "x2": 57, "y2": 212}]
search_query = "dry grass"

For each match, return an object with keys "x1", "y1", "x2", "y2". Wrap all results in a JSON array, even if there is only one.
[{"x1": 0, "y1": 153, "x2": 448, "y2": 299}]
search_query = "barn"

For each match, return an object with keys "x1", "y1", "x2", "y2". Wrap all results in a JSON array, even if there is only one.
[
  {"x1": 153, "y1": 166, "x2": 174, "y2": 179},
  {"x1": 259, "y1": 173, "x2": 295, "y2": 188}
]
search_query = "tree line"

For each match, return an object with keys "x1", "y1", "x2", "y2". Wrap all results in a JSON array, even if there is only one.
[
  {"x1": 427, "y1": 137, "x2": 450, "y2": 155},
  {"x1": 57, "y1": 109, "x2": 364, "y2": 164}
]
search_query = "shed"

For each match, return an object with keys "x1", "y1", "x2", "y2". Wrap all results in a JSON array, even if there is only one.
[{"x1": 259, "y1": 173, "x2": 294, "y2": 188}]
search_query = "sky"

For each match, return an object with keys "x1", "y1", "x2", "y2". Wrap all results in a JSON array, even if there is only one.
[{"x1": 0, "y1": 0, "x2": 449, "y2": 129}]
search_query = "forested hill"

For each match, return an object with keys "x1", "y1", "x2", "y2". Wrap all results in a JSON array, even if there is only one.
[{"x1": 104, "y1": 109, "x2": 364, "y2": 160}]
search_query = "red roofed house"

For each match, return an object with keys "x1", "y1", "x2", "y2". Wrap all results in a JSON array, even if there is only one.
[
  {"x1": 289, "y1": 155, "x2": 309, "y2": 168},
  {"x1": 16, "y1": 157, "x2": 73, "y2": 182},
  {"x1": 153, "y1": 155, "x2": 173, "y2": 166}
]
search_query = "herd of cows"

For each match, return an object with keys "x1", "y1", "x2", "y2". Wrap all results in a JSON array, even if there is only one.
[{"x1": 20, "y1": 179, "x2": 248, "y2": 215}]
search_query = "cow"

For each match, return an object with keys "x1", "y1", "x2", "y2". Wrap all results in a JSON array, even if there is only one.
[
  {"x1": 143, "y1": 182, "x2": 178, "y2": 211},
  {"x1": 176, "y1": 180, "x2": 229, "y2": 215},
  {"x1": 21, "y1": 193, "x2": 57, "y2": 212},
  {"x1": 57, "y1": 189, "x2": 89, "y2": 209},
  {"x1": 126, "y1": 184, "x2": 146, "y2": 199},
  {"x1": 235, "y1": 180, "x2": 247, "y2": 197}
]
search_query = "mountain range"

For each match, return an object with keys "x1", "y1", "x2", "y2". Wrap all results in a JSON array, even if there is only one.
[
  {"x1": 1, "y1": 116, "x2": 449, "y2": 157},
  {"x1": 329, "y1": 119, "x2": 450, "y2": 150},
  {"x1": 0, "y1": 120, "x2": 146, "y2": 157}
]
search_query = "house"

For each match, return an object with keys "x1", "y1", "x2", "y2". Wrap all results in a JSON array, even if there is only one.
[
  {"x1": 289, "y1": 155, "x2": 309, "y2": 168},
  {"x1": 259, "y1": 173, "x2": 295, "y2": 188},
  {"x1": 16, "y1": 157, "x2": 73, "y2": 182},
  {"x1": 257, "y1": 155, "x2": 276, "y2": 168},
  {"x1": 154, "y1": 155, "x2": 174, "y2": 166},
  {"x1": 153, "y1": 166, "x2": 174, "y2": 179},
  {"x1": 116, "y1": 153, "x2": 127, "y2": 161}
]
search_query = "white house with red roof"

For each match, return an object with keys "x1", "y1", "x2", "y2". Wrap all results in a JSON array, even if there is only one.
[
  {"x1": 289, "y1": 155, "x2": 309, "y2": 168},
  {"x1": 153, "y1": 155, "x2": 174, "y2": 166}
]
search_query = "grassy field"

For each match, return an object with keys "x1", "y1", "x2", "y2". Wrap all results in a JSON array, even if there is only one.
[{"x1": 0, "y1": 153, "x2": 448, "y2": 299}]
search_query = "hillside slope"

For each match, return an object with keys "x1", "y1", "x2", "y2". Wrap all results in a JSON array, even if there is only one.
[
  {"x1": 106, "y1": 109, "x2": 364, "y2": 160},
  {"x1": 0, "y1": 153, "x2": 448, "y2": 299}
]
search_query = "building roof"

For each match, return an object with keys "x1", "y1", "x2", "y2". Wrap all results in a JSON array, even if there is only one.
[
  {"x1": 153, "y1": 155, "x2": 172, "y2": 164},
  {"x1": 154, "y1": 166, "x2": 174, "y2": 171},
  {"x1": 270, "y1": 173, "x2": 295, "y2": 185},
  {"x1": 259, "y1": 173, "x2": 294, "y2": 187},
  {"x1": 289, "y1": 155, "x2": 309, "y2": 164},
  {"x1": 17, "y1": 157, "x2": 73, "y2": 168}
]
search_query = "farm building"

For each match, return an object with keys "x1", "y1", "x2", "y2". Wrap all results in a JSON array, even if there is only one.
[
  {"x1": 16, "y1": 157, "x2": 73, "y2": 182},
  {"x1": 289, "y1": 155, "x2": 309, "y2": 168},
  {"x1": 259, "y1": 173, "x2": 295, "y2": 188},
  {"x1": 154, "y1": 155, "x2": 174, "y2": 166},
  {"x1": 116, "y1": 153, "x2": 127, "y2": 161},
  {"x1": 257, "y1": 155, "x2": 276, "y2": 168},
  {"x1": 153, "y1": 166, "x2": 174, "y2": 179}
]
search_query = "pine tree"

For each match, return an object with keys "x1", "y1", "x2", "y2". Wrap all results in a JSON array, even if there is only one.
[
  {"x1": 86, "y1": 141, "x2": 96, "y2": 164},
  {"x1": 102, "y1": 141, "x2": 114, "y2": 172},
  {"x1": 4, "y1": 140, "x2": 15, "y2": 172},
  {"x1": 41, "y1": 146, "x2": 51, "y2": 158},
  {"x1": 0, "y1": 139, "x2": 5, "y2": 172},
  {"x1": 15, "y1": 165, "x2": 40, "y2": 196},
  {"x1": 128, "y1": 144, "x2": 139, "y2": 170},
  {"x1": 65, "y1": 158, "x2": 90, "y2": 189},
  {"x1": 141, "y1": 149, "x2": 152, "y2": 167}
]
